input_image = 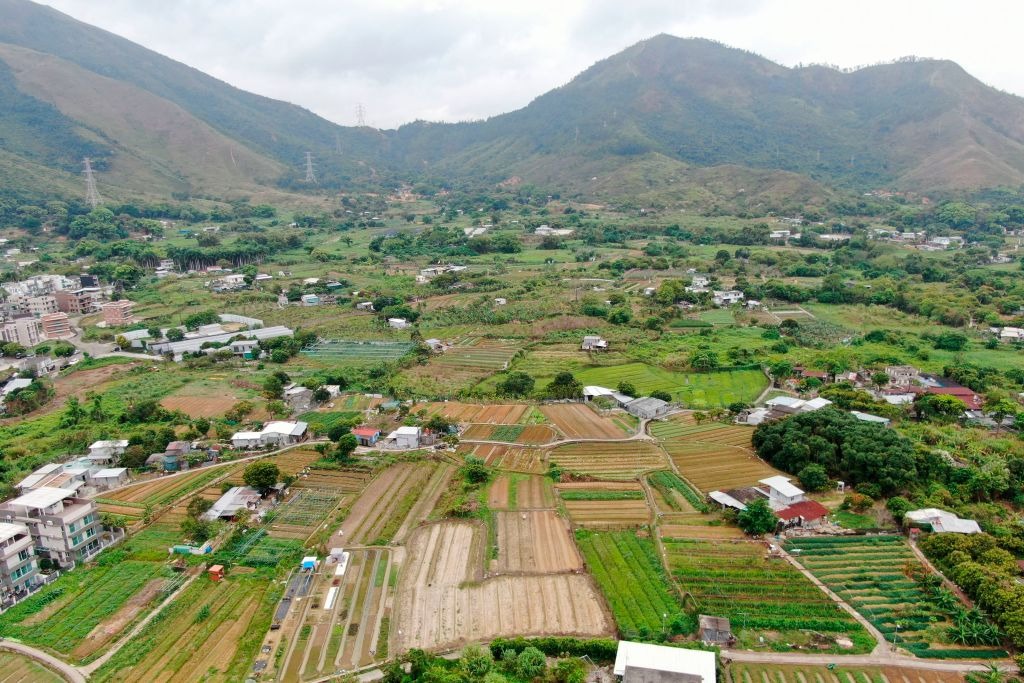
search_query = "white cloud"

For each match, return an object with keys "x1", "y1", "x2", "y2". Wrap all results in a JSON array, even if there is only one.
[{"x1": 41, "y1": 0, "x2": 1024, "y2": 128}]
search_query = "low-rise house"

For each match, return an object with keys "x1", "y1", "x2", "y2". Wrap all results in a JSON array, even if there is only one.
[
  {"x1": 885, "y1": 365, "x2": 920, "y2": 387},
  {"x1": 90, "y1": 468, "x2": 129, "y2": 489},
  {"x1": 698, "y1": 615, "x2": 734, "y2": 646},
  {"x1": 581, "y1": 335, "x2": 608, "y2": 351},
  {"x1": 776, "y1": 500, "x2": 830, "y2": 529},
  {"x1": 712, "y1": 290, "x2": 744, "y2": 307},
  {"x1": 925, "y1": 386, "x2": 983, "y2": 410},
  {"x1": 385, "y1": 426, "x2": 421, "y2": 449},
  {"x1": 764, "y1": 396, "x2": 806, "y2": 414},
  {"x1": 904, "y1": 508, "x2": 981, "y2": 534},
  {"x1": 352, "y1": 427, "x2": 381, "y2": 447},
  {"x1": 229, "y1": 339, "x2": 260, "y2": 358},
  {"x1": 0, "y1": 487, "x2": 104, "y2": 568},
  {"x1": 388, "y1": 318, "x2": 410, "y2": 329},
  {"x1": 355, "y1": 301, "x2": 375, "y2": 311},
  {"x1": 230, "y1": 431, "x2": 263, "y2": 449},
  {"x1": 300, "y1": 294, "x2": 320, "y2": 306},
  {"x1": 758, "y1": 476, "x2": 806, "y2": 509},
  {"x1": 613, "y1": 641, "x2": 716, "y2": 683},
  {"x1": 0, "y1": 522, "x2": 38, "y2": 608},
  {"x1": 624, "y1": 397, "x2": 671, "y2": 420},
  {"x1": 89, "y1": 439, "x2": 129, "y2": 460},
  {"x1": 230, "y1": 421, "x2": 308, "y2": 449},
  {"x1": 202, "y1": 486, "x2": 262, "y2": 521},
  {"x1": 690, "y1": 275, "x2": 710, "y2": 289},
  {"x1": 284, "y1": 386, "x2": 314, "y2": 411}
]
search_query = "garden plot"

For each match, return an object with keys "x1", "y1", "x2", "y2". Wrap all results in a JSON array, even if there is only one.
[
  {"x1": 461, "y1": 423, "x2": 557, "y2": 444},
  {"x1": 658, "y1": 513, "x2": 745, "y2": 540},
  {"x1": 651, "y1": 416, "x2": 756, "y2": 447},
  {"x1": 651, "y1": 419, "x2": 781, "y2": 493},
  {"x1": 663, "y1": 538, "x2": 869, "y2": 650},
  {"x1": 301, "y1": 340, "x2": 414, "y2": 362},
  {"x1": 575, "y1": 530, "x2": 683, "y2": 640},
  {"x1": 90, "y1": 573, "x2": 279, "y2": 683},
  {"x1": 557, "y1": 482, "x2": 650, "y2": 527},
  {"x1": 434, "y1": 339, "x2": 520, "y2": 373},
  {"x1": 549, "y1": 441, "x2": 669, "y2": 480},
  {"x1": 457, "y1": 444, "x2": 545, "y2": 473},
  {"x1": 494, "y1": 510, "x2": 582, "y2": 573},
  {"x1": 160, "y1": 394, "x2": 242, "y2": 418},
  {"x1": 296, "y1": 467, "x2": 372, "y2": 491},
  {"x1": 541, "y1": 403, "x2": 631, "y2": 439},
  {"x1": 393, "y1": 522, "x2": 612, "y2": 652},
  {"x1": 785, "y1": 536, "x2": 1006, "y2": 658},
  {"x1": 99, "y1": 466, "x2": 231, "y2": 508},
  {"x1": 333, "y1": 462, "x2": 438, "y2": 545},
  {"x1": 728, "y1": 663, "x2": 967, "y2": 683},
  {"x1": 0, "y1": 651, "x2": 65, "y2": 682},
  {"x1": 279, "y1": 548, "x2": 393, "y2": 681}
]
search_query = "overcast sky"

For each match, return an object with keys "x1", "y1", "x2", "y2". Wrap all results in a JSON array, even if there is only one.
[{"x1": 43, "y1": 0, "x2": 1024, "y2": 129}]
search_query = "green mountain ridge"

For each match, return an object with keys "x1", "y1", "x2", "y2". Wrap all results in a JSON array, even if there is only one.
[{"x1": 1, "y1": 0, "x2": 1024, "y2": 203}]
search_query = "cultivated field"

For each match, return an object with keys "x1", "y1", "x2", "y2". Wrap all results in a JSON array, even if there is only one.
[
  {"x1": 0, "y1": 651, "x2": 65, "y2": 682},
  {"x1": 575, "y1": 530, "x2": 683, "y2": 640},
  {"x1": 727, "y1": 663, "x2": 967, "y2": 683},
  {"x1": 295, "y1": 467, "x2": 373, "y2": 491},
  {"x1": 461, "y1": 423, "x2": 557, "y2": 444},
  {"x1": 458, "y1": 444, "x2": 545, "y2": 473},
  {"x1": 556, "y1": 482, "x2": 651, "y2": 527},
  {"x1": 494, "y1": 510, "x2": 582, "y2": 573},
  {"x1": 652, "y1": 418, "x2": 781, "y2": 492},
  {"x1": 434, "y1": 338, "x2": 520, "y2": 372},
  {"x1": 419, "y1": 402, "x2": 529, "y2": 424},
  {"x1": 549, "y1": 441, "x2": 668, "y2": 479},
  {"x1": 541, "y1": 403, "x2": 631, "y2": 439},
  {"x1": 269, "y1": 487, "x2": 346, "y2": 541},
  {"x1": 664, "y1": 538, "x2": 869, "y2": 650},
  {"x1": 786, "y1": 536, "x2": 1006, "y2": 658},
  {"x1": 489, "y1": 474, "x2": 555, "y2": 509},
  {"x1": 279, "y1": 548, "x2": 393, "y2": 681},
  {"x1": 334, "y1": 462, "x2": 438, "y2": 545},
  {"x1": 160, "y1": 394, "x2": 240, "y2": 418},
  {"x1": 301, "y1": 340, "x2": 414, "y2": 362},
  {"x1": 91, "y1": 573, "x2": 278, "y2": 683},
  {"x1": 393, "y1": 522, "x2": 613, "y2": 652}
]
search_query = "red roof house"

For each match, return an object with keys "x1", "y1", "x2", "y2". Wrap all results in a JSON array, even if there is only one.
[
  {"x1": 776, "y1": 500, "x2": 831, "y2": 527},
  {"x1": 351, "y1": 427, "x2": 381, "y2": 446},
  {"x1": 925, "y1": 387, "x2": 982, "y2": 410}
]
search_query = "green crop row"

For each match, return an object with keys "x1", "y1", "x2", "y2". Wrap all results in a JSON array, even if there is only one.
[{"x1": 559, "y1": 489, "x2": 645, "y2": 501}]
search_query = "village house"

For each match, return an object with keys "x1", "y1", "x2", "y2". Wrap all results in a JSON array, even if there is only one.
[
  {"x1": 388, "y1": 318, "x2": 410, "y2": 330},
  {"x1": 385, "y1": 426, "x2": 421, "y2": 449},
  {"x1": 776, "y1": 500, "x2": 831, "y2": 529},
  {"x1": 0, "y1": 522, "x2": 38, "y2": 608},
  {"x1": 352, "y1": 426, "x2": 382, "y2": 446},
  {"x1": 885, "y1": 365, "x2": 919, "y2": 387},
  {"x1": 101, "y1": 300, "x2": 135, "y2": 326},
  {"x1": 0, "y1": 487, "x2": 107, "y2": 569},
  {"x1": 89, "y1": 439, "x2": 129, "y2": 460},
  {"x1": 712, "y1": 290, "x2": 744, "y2": 307},
  {"x1": 581, "y1": 335, "x2": 609, "y2": 351},
  {"x1": 758, "y1": 476, "x2": 806, "y2": 508}
]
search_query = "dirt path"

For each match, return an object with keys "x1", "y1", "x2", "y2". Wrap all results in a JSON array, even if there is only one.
[{"x1": 0, "y1": 641, "x2": 85, "y2": 683}]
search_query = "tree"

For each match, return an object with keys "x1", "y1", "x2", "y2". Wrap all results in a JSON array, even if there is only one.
[
  {"x1": 689, "y1": 349, "x2": 720, "y2": 371},
  {"x1": 165, "y1": 328, "x2": 185, "y2": 342},
  {"x1": 515, "y1": 647, "x2": 546, "y2": 680},
  {"x1": 798, "y1": 464, "x2": 829, "y2": 492},
  {"x1": 986, "y1": 397, "x2": 1020, "y2": 424},
  {"x1": 871, "y1": 372, "x2": 890, "y2": 389},
  {"x1": 334, "y1": 434, "x2": 358, "y2": 462},
  {"x1": 738, "y1": 499, "x2": 777, "y2": 535},
  {"x1": 181, "y1": 516, "x2": 214, "y2": 544},
  {"x1": 650, "y1": 389, "x2": 672, "y2": 402},
  {"x1": 312, "y1": 387, "x2": 330, "y2": 403},
  {"x1": 460, "y1": 455, "x2": 491, "y2": 485},
  {"x1": 607, "y1": 307, "x2": 632, "y2": 325},
  {"x1": 886, "y1": 495, "x2": 913, "y2": 523},
  {"x1": 913, "y1": 393, "x2": 966, "y2": 422},
  {"x1": 497, "y1": 372, "x2": 535, "y2": 397},
  {"x1": 545, "y1": 372, "x2": 582, "y2": 400},
  {"x1": 617, "y1": 381, "x2": 638, "y2": 397},
  {"x1": 186, "y1": 497, "x2": 213, "y2": 519},
  {"x1": 243, "y1": 461, "x2": 280, "y2": 494},
  {"x1": 769, "y1": 360, "x2": 794, "y2": 386},
  {"x1": 459, "y1": 644, "x2": 493, "y2": 679}
]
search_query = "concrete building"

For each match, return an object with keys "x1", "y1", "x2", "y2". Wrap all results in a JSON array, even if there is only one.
[
  {"x1": 101, "y1": 300, "x2": 135, "y2": 326},
  {"x1": 54, "y1": 288, "x2": 102, "y2": 315},
  {"x1": 758, "y1": 476, "x2": 806, "y2": 509},
  {"x1": 712, "y1": 290, "x2": 745, "y2": 307},
  {"x1": 40, "y1": 312, "x2": 72, "y2": 339},
  {"x1": 388, "y1": 318, "x2": 410, "y2": 329},
  {"x1": 624, "y1": 397, "x2": 672, "y2": 419},
  {"x1": 88, "y1": 439, "x2": 129, "y2": 460},
  {"x1": 0, "y1": 315, "x2": 41, "y2": 347},
  {"x1": 0, "y1": 522, "x2": 38, "y2": 608},
  {"x1": 231, "y1": 422, "x2": 308, "y2": 449},
  {"x1": 0, "y1": 487, "x2": 104, "y2": 568},
  {"x1": 385, "y1": 426, "x2": 421, "y2": 449},
  {"x1": 613, "y1": 641, "x2": 716, "y2": 683},
  {"x1": 885, "y1": 365, "x2": 920, "y2": 387},
  {"x1": 352, "y1": 427, "x2": 381, "y2": 446},
  {"x1": 581, "y1": 335, "x2": 608, "y2": 351},
  {"x1": 26, "y1": 296, "x2": 58, "y2": 317}
]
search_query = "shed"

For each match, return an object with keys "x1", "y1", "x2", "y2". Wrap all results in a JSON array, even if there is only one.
[
  {"x1": 625, "y1": 397, "x2": 671, "y2": 420},
  {"x1": 301, "y1": 556, "x2": 318, "y2": 571},
  {"x1": 904, "y1": 508, "x2": 981, "y2": 534},
  {"x1": 613, "y1": 641, "x2": 716, "y2": 683},
  {"x1": 698, "y1": 615, "x2": 734, "y2": 645},
  {"x1": 776, "y1": 500, "x2": 830, "y2": 528},
  {"x1": 352, "y1": 426, "x2": 381, "y2": 446},
  {"x1": 208, "y1": 565, "x2": 224, "y2": 581}
]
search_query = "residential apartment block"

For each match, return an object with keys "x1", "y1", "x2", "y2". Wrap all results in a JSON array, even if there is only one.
[
  {"x1": 0, "y1": 315, "x2": 42, "y2": 347},
  {"x1": 0, "y1": 487, "x2": 104, "y2": 568},
  {"x1": 101, "y1": 299, "x2": 135, "y2": 326},
  {"x1": 0, "y1": 522, "x2": 38, "y2": 608},
  {"x1": 54, "y1": 287, "x2": 102, "y2": 315},
  {"x1": 40, "y1": 312, "x2": 72, "y2": 339}
]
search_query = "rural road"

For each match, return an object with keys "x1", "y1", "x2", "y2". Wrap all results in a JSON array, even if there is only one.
[
  {"x1": 721, "y1": 648, "x2": 1019, "y2": 673},
  {"x1": 0, "y1": 640, "x2": 87, "y2": 683}
]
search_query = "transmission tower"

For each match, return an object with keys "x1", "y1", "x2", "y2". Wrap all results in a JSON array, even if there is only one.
[
  {"x1": 355, "y1": 103, "x2": 366, "y2": 127},
  {"x1": 82, "y1": 157, "x2": 102, "y2": 209},
  {"x1": 304, "y1": 152, "x2": 317, "y2": 184}
]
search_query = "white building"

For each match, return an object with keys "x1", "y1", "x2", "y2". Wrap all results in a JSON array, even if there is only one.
[
  {"x1": 0, "y1": 487, "x2": 104, "y2": 568},
  {"x1": 386, "y1": 426, "x2": 421, "y2": 449},
  {"x1": 88, "y1": 439, "x2": 129, "y2": 460},
  {"x1": 712, "y1": 290, "x2": 745, "y2": 307},
  {"x1": 904, "y1": 508, "x2": 981, "y2": 534},
  {"x1": 388, "y1": 318, "x2": 410, "y2": 329},
  {"x1": 613, "y1": 641, "x2": 716, "y2": 683},
  {"x1": 0, "y1": 522, "x2": 38, "y2": 607},
  {"x1": 231, "y1": 421, "x2": 309, "y2": 449},
  {"x1": 581, "y1": 335, "x2": 608, "y2": 351},
  {"x1": 624, "y1": 397, "x2": 672, "y2": 419},
  {"x1": 758, "y1": 476, "x2": 806, "y2": 509}
]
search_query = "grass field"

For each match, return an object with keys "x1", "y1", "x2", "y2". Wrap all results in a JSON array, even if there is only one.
[
  {"x1": 663, "y1": 538, "x2": 871, "y2": 651},
  {"x1": 574, "y1": 363, "x2": 766, "y2": 407},
  {"x1": 301, "y1": 340, "x2": 414, "y2": 361},
  {"x1": 575, "y1": 530, "x2": 684, "y2": 639},
  {"x1": 785, "y1": 536, "x2": 1007, "y2": 659},
  {"x1": 0, "y1": 651, "x2": 65, "y2": 682}
]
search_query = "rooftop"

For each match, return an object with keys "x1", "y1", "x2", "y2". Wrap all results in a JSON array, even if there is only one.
[
  {"x1": 0, "y1": 522, "x2": 28, "y2": 542},
  {"x1": 613, "y1": 641, "x2": 716, "y2": 683},
  {"x1": 776, "y1": 500, "x2": 830, "y2": 522},
  {"x1": 93, "y1": 467, "x2": 128, "y2": 478},
  {"x1": 759, "y1": 476, "x2": 804, "y2": 498},
  {"x1": 262, "y1": 421, "x2": 308, "y2": 436},
  {"x1": 7, "y1": 486, "x2": 75, "y2": 509}
]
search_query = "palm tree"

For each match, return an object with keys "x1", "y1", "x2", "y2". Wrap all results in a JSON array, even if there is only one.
[{"x1": 965, "y1": 664, "x2": 1006, "y2": 683}]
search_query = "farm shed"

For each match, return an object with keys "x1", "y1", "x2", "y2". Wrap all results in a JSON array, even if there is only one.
[
  {"x1": 708, "y1": 490, "x2": 747, "y2": 511},
  {"x1": 231, "y1": 431, "x2": 263, "y2": 449},
  {"x1": 625, "y1": 397, "x2": 671, "y2": 419},
  {"x1": 388, "y1": 318, "x2": 410, "y2": 329},
  {"x1": 385, "y1": 426, "x2": 421, "y2": 449},
  {"x1": 758, "y1": 476, "x2": 805, "y2": 508},
  {"x1": 698, "y1": 615, "x2": 734, "y2": 645},
  {"x1": 90, "y1": 467, "x2": 129, "y2": 489},
  {"x1": 260, "y1": 421, "x2": 308, "y2": 447},
  {"x1": 88, "y1": 439, "x2": 129, "y2": 459},
  {"x1": 776, "y1": 500, "x2": 830, "y2": 528},
  {"x1": 581, "y1": 335, "x2": 608, "y2": 351},
  {"x1": 202, "y1": 486, "x2": 261, "y2": 521},
  {"x1": 613, "y1": 641, "x2": 716, "y2": 683},
  {"x1": 850, "y1": 410, "x2": 890, "y2": 426},
  {"x1": 904, "y1": 508, "x2": 981, "y2": 534}
]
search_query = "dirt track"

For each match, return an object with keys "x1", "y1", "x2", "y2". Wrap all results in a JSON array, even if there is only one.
[{"x1": 393, "y1": 522, "x2": 612, "y2": 652}]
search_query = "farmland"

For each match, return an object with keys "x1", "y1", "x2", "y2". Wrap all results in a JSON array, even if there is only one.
[
  {"x1": 457, "y1": 444, "x2": 545, "y2": 473},
  {"x1": 663, "y1": 538, "x2": 871, "y2": 651},
  {"x1": 301, "y1": 339, "x2": 414, "y2": 362},
  {"x1": 0, "y1": 651, "x2": 65, "y2": 682},
  {"x1": 401, "y1": 339, "x2": 521, "y2": 395},
  {"x1": 785, "y1": 536, "x2": 1007, "y2": 658},
  {"x1": 726, "y1": 663, "x2": 968, "y2": 683},
  {"x1": 549, "y1": 441, "x2": 668, "y2": 479},
  {"x1": 335, "y1": 462, "x2": 439, "y2": 544},
  {"x1": 575, "y1": 530, "x2": 683, "y2": 639},
  {"x1": 489, "y1": 474, "x2": 555, "y2": 509},
  {"x1": 393, "y1": 522, "x2": 612, "y2": 652},
  {"x1": 419, "y1": 401, "x2": 529, "y2": 424},
  {"x1": 269, "y1": 487, "x2": 347, "y2": 541},
  {"x1": 556, "y1": 482, "x2": 650, "y2": 527},
  {"x1": 494, "y1": 510, "x2": 582, "y2": 573},
  {"x1": 651, "y1": 418, "x2": 781, "y2": 493},
  {"x1": 90, "y1": 572, "x2": 279, "y2": 683},
  {"x1": 461, "y1": 422, "x2": 557, "y2": 444},
  {"x1": 160, "y1": 394, "x2": 243, "y2": 418},
  {"x1": 541, "y1": 403, "x2": 632, "y2": 438},
  {"x1": 574, "y1": 363, "x2": 766, "y2": 408}
]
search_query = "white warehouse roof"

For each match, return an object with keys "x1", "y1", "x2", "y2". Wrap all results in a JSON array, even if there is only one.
[
  {"x1": 613, "y1": 641, "x2": 716, "y2": 683},
  {"x1": 759, "y1": 476, "x2": 804, "y2": 498}
]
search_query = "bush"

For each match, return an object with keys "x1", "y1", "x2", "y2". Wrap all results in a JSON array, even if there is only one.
[{"x1": 798, "y1": 464, "x2": 829, "y2": 492}]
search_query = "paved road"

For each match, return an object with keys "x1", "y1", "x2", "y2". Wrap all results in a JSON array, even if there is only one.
[
  {"x1": 0, "y1": 640, "x2": 87, "y2": 683},
  {"x1": 722, "y1": 648, "x2": 1018, "y2": 673}
]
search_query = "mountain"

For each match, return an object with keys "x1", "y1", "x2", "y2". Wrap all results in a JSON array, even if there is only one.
[{"x1": 1, "y1": 1, "x2": 1024, "y2": 205}]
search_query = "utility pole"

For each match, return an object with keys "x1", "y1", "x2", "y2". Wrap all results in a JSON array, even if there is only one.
[
  {"x1": 304, "y1": 152, "x2": 317, "y2": 184},
  {"x1": 355, "y1": 103, "x2": 366, "y2": 127},
  {"x1": 82, "y1": 157, "x2": 102, "y2": 209}
]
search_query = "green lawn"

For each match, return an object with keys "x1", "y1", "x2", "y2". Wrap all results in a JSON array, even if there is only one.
[{"x1": 574, "y1": 363, "x2": 766, "y2": 407}]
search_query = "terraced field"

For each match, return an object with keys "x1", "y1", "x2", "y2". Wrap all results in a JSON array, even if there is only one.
[
  {"x1": 652, "y1": 418, "x2": 781, "y2": 492},
  {"x1": 663, "y1": 538, "x2": 871, "y2": 650},
  {"x1": 785, "y1": 536, "x2": 1007, "y2": 659},
  {"x1": 540, "y1": 403, "x2": 630, "y2": 439},
  {"x1": 461, "y1": 423, "x2": 558, "y2": 444},
  {"x1": 457, "y1": 444, "x2": 545, "y2": 473},
  {"x1": 549, "y1": 441, "x2": 668, "y2": 479}
]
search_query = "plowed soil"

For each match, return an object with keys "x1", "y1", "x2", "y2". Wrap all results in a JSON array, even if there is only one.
[
  {"x1": 540, "y1": 404, "x2": 628, "y2": 439},
  {"x1": 495, "y1": 511, "x2": 582, "y2": 573}
]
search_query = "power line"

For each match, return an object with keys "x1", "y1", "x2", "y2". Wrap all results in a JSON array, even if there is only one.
[
  {"x1": 304, "y1": 152, "x2": 317, "y2": 184},
  {"x1": 82, "y1": 157, "x2": 102, "y2": 209},
  {"x1": 355, "y1": 103, "x2": 366, "y2": 127}
]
